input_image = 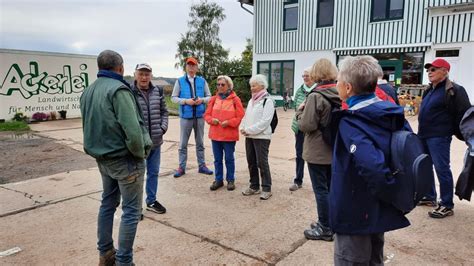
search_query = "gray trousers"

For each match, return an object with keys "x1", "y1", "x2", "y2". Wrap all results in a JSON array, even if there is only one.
[
  {"x1": 179, "y1": 117, "x2": 205, "y2": 169},
  {"x1": 334, "y1": 233, "x2": 385, "y2": 266},
  {"x1": 245, "y1": 138, "x2": 272, "y2": 192}
]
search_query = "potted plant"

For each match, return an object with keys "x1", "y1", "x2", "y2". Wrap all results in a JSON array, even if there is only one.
[
  {"x1": 58, "y1": 110, "x2": 67, "y2": 120},
  {"x1": 32, "y1": 112, "x2": 48, "y2": 122}
]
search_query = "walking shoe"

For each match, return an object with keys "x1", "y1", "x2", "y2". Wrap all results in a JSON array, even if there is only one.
[
  {"x1": 227, "y1": 181, "x2": 236, "y2": 191},
  {"x1": 198, "y1": 164, "x2": 214, "y2": 175},
  {"x1": 289, "y1": 183, "x2": 302, "y2": 191},
  {"x1": 428, "y1": 205, "x2": 454, "y2": 218},
  {"x1": 242, "y1": 187, "x2": 261, "y2": 196},
  {"x1": 174, "y1": 167, "x2": 185, "y2": 178},
  {"x1": 147, "y1": 201, "x2": 167, "y2": 214},
  {"x1": 210, "y1": 180, "x2": 224, "y2": 191},
  {"x1": 310, "y1": 221, "x2": 318, "y2": 229},
  {"x1": 260, "y1": 191, "x2": 273, "y2": 200},
  {"x1": 99, "y1": 248, "x2": 116, "y2": 266},
  {"x1": 417, "y1": 198, "x2": 437, "y2": 207},
  {"x1": 304, "y1": 222, "x2": 334, "y2": 241}
]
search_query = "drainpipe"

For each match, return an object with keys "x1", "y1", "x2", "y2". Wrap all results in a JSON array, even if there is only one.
[{"x1": 240, "y1": 2, "x2": 253, "y2": 15}]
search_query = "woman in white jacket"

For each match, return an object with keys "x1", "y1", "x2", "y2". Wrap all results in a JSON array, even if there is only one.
[{"x1": 240, "y1": 74, "x2": 275, "y2": 200}]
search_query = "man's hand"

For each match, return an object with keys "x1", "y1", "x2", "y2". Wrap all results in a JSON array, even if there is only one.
[
  {"x1": 221, "y1": 120, "x2": 229, "y2": 128},
  {"x1": 195, "y1": 97, "x2": 203, "y2": 105},
  {"x1": 298, "y1": 102, "x2": 305, "y2": 110},
  {"x1": 240, "y1": 129, "x2": 248, "y2": 136},
  {"x1": 185, "y1": 99, "x2": 195, "y2": 105},
  {"x1": 212, "y1": 118, "x2": 220, "y2": 125}
]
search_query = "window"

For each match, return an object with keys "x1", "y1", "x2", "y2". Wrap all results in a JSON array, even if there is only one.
[
  {"x1": 257, "y1": 61, "x2": 295, "y2": 96},
  {"x1": 371, "y1": 0, "x2": 404, "y2": 22},
  {"x1": 317, "y1": 0, "x2": 334, "y2": 27},
  {"x1": 283, "y1": 0, "x2": 298, "y2": 31},
  {"x1": 436, "y1": 50, "x2": 460, "y2": 57}
]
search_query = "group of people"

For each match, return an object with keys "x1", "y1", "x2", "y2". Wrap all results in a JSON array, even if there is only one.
[{"x1": 80, "y1": 49, "x2": 469, "y2": 266}]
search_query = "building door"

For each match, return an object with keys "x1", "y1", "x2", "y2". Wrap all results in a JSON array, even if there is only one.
[{"x1": 378, "y1": 60, "x2": 403, "y2": 86}]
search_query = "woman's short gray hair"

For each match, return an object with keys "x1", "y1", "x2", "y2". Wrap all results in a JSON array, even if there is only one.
[
  {"x1": 217, "y1": 75, "x2": 234, "y2": 89},
  {"x1": 338, "y1": 55, "x2": 380, "y2": 94},
  {"x1": 249, "y1": 74, "x2": 268, "y2": 89},
  {"x1": 304, "y1": 67, "x2": 312, "y2": 74}
]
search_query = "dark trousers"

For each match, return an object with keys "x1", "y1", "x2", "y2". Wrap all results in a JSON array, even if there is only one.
[
  {"x1": 293, "y1": 131, "x2": 305, "y2": 185},
  {"x1": 308, "y1": 163, "x2": 331, "y2": 228},
  {"x1": 334, "y1": 233, "x2": 384, "y2": 266},
  {"x1": 245, "y1": 138, "x2": 272, "y2": 192}
]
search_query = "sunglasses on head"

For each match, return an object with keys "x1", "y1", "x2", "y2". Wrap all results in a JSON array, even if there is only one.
[
  {"x1": 427, "y1": 67, "x2": 439, "y2": 73},
  {"x1": 217, "y1": 83, "x2": 226, "y2": 87}
]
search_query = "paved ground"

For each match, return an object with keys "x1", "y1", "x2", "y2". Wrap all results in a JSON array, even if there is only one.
[{"x1": 1, "y1": 110, "x2": 473, "y2": 265}]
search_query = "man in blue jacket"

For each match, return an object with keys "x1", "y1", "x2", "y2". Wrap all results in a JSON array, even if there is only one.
[
  {"x1": 131, "y1": 63, "x2": 168, "y2": 214},
  {"x1": 417, "y1": 58, "x2": 471, "y2": 218},
  {"x1": 330, "y1": 56, "x2": 410, "y2": 265},
  {"x1": 171, "y1": 57, "x2": 213, "y2": 177}
]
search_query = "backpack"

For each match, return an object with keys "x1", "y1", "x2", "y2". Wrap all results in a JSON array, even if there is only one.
[
  {"x1": 263, "y1": 98, "x2": 278, "y2": 133},
  {"x1": 310, "y1": 91, "x2": 342, "y2": 147},
  {"x1": 389, "y1": 130, "x2": 435, "y2": 213}
]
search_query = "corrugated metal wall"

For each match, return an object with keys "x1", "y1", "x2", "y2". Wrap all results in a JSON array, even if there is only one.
[{"x1": 254, "y1": 0, "x2": 473, "y2": 54}]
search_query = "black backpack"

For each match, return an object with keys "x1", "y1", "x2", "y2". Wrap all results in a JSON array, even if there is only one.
[
  {"x1": 311, "y1": 91, "x2": 342, "y2": 147},
  {"x1": 263, "y1": 98, "x2": 278, "y2": 133},
  {"x1": 389, "y1": 130, "x2": 434, "y2": 213}
]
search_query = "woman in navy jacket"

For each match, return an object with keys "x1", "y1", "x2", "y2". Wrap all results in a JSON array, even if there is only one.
[{"x1": 330, "y1": 55, "x2": 410, "y2": 265}]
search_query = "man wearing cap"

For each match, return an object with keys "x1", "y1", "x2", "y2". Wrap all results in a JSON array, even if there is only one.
[
  {"x1": 171, "y1": 57, "x2": 213, "y2": 177},
  {"x1": 131, "y1": 63, "x2": 169, "y2": 214},
  {"x1": 80, "y1": 50, "x2": 152, "y2": 265},
  {"x1": 418, "y1": 58, "x2": 471, "y2": 218}
]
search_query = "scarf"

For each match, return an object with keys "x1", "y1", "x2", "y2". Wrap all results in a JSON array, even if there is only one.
[
  {"x1": 346, "y1": 93, "x2": 376, "y2": 108},
  {"x1": 218, "y1": 89, "x2": 232, "y2": 99},
  {"x1": 97, "y1": 70, "x2": 131, "y2": 88},
  {"x1": 303, "y1": 83, "x2": 316, "y2": 93},
  {"x1": 251, "y1": 89, "x2": 268, "y2": 103}
]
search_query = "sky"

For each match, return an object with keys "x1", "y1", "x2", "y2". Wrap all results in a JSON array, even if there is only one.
[{"x1": 0, "y1": 0, "x2": 254, "y2": 77}]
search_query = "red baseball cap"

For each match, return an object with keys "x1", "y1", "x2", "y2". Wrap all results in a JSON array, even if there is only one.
[
  {"x1": 186, "y1": 57, "x2": 198, "y2": 65},
  {"x1": 424, "y1": 58, "x2": 450, "y2": 71}
]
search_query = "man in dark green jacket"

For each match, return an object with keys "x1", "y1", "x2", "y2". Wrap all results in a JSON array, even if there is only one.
[{"x1": 80, "y1": 50, "x2": 152, "y2": 266}]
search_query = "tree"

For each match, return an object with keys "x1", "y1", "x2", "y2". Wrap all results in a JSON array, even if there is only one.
[{"x1": 175, "y1": 0, "x2": 229, "y2": 80}]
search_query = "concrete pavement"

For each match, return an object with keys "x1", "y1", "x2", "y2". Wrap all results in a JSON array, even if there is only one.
[{"x1": 1, "y1": 109, "x2": 474, "y2": 265}]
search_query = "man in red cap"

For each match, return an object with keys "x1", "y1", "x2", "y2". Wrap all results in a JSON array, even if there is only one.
[
  {"x1": 417, "y1": 58, "x2": 471, "y2": 218},
  {"x1": 171, "y1": 57, "x2": 213, "y2": 177}
]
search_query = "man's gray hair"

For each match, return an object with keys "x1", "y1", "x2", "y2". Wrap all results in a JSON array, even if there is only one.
[
  {"x1": 217, "y1": 75, "x2": 234, "y2": 90},
  {"x1": 338, "y1": 55, "x2": 380, "y2": 94},
  {"x1": 249, "y1": 74, "x2": 268, "y2": 89},
  {"x1": 97, "y1": 50, "x2": 123, "y2": 71}
]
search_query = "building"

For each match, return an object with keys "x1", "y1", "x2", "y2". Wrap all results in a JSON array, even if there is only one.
[{"x1": 239, "y1": 0, "x2": 474, "y2": 102}]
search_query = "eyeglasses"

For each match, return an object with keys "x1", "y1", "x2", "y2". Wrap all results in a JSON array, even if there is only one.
[
  {"x1": 427, "y1": 67, "x2": 439, "y2": 73},
  {"x1": 302, "y1": 75, "x2": 310, "y2": 78},
  {"x1": 217, "y1": 83, "x2": 227, "y2": 87}
]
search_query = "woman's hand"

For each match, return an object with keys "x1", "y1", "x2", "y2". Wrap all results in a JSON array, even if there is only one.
[
  {"x1": 212, "y1": 118, "x2": 220, "y2": 125},
  {"x1": 221, "y1": 120, "x2": 229, "y2": 128}
]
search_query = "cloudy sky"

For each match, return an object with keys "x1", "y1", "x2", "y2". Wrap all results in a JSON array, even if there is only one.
[{"x1": 0, "y1": 0, "x2": 254, "y2": 77}]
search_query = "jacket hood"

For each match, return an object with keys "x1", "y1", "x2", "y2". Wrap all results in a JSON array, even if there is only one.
[
  {"x1": 314, "y1": 85, "x2": 341, "y2": 106},
  {"x1": 348, "y1": 98, "x2": 405, "y2": 132}
]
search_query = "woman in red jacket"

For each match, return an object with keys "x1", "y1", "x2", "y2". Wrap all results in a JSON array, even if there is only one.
[{"x1": 204, "y1": 75, "x2": 245, "y2": 191}]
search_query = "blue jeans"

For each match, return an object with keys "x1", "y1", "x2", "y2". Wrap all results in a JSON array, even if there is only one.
[
  {"x1": 179, "y1": 118, "x2": 205, "y2": 169},
  {"x1": 96, "y1": 156, "x2": 145, "y2": 266},
  {"x1": 308, "y1": 163, "x2": 331, "y2": 228},
  {"x1": 294, "y1": 131, "x2": 305, "y2": 185},
  {"x1": 145, "y1": 147, "x2": 161, "y2": 205},
  {"x1": 212, "y1": 140, "x2": 236, "y2": 182},
  {"x1": 422, "y1": 136, "x2": 454, "y2": 208}
]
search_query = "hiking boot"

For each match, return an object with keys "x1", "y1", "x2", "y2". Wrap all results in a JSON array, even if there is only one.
[
  {"x1": 242, "y1": 187, "x2": 260, "y2": 196},
  {"x1": 98, "y1": 249, "x2": 116, "y2": 266},
  {"x1": 304, "y1": 222, "x2": 334, "y2": 241},
  {"x1": 417, "y1": 198, "x2": 437, "y2": 207},
  {"x1": 198, "y1": 164, "x2": 213, "y2": 175},
  {"x1": 260, "y1": 191, "x2": 273, "y2": 200},
  {"x1": 227, "y1": 181, "x2": 236, "y2": 191},
  {"x1": 147, "y1": 201, "x2": 166, "y2": 214},
  {"x1": 289, "y1": 183, "x2": 302, "y2": 191},
  {"x1": 310, "y1": 221, "x2": 318, "y2": 229},
  {"x1": 429, "y1": 205, "x2": 454, "y2": 218},
  {"x1": 174, "y1": 167, "x2": 185, "y2": 178},
  {"x1": 210, "y1": 180, "x2": 224, "y2": 191}
]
